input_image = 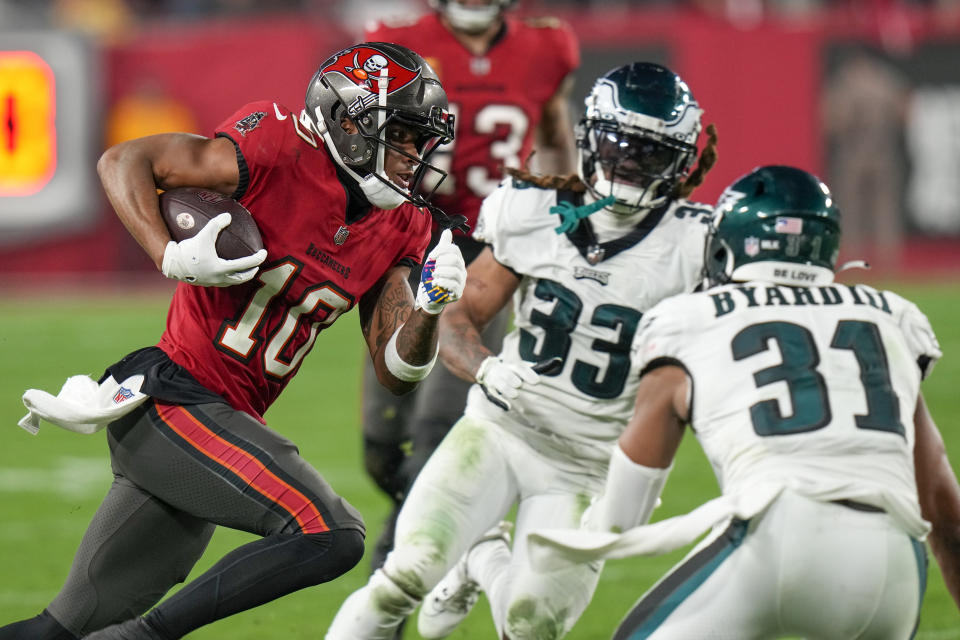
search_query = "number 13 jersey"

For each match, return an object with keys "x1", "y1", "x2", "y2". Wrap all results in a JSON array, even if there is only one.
[{"x1": 365, "y1": 13, "x2": 579, "y2": 231}]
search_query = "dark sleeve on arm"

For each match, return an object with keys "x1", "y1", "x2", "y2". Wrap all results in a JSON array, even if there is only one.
[{"x1": 215, "y1": 132, "x2": 250, "y2": 200}]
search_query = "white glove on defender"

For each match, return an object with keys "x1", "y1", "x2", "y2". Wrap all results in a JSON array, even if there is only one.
[
  {"x1": 416, "y1": 229, "x2": 466, "y2": 315},
  {"x1": 475, "y1": 356, "x2": 541, "y2": 411},
  {"x1": 161, "y1": 212, "x2": 267, "y2": 287}
]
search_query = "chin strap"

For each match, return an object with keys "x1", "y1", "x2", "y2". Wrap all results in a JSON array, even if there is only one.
[
  {"x1": 358, "y1": 174, "x2": 407, "y2": 209},
  {"x1": 311, "y1": 105, "x2": 407, "y2": 210},
  {"x1": 550, "y1": 196, "x2": 616, "y2": 234}
]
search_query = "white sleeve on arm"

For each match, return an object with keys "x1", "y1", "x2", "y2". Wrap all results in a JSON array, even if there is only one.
[
  {"x1": 898, "y1": 298, "x2": 942, "y2": 380},
  {"x1": 471, "y1": 179, "x2": 520, "y2": 268},
  {"x1": 587, "y1": 446, "x2": 672, "y2": 533},
  {"x1": 631, "y1": 297, "x2": 689, "y2": 373},
  {"x1": 384, "y1": 326, "x2": 438, "y2": 382}
]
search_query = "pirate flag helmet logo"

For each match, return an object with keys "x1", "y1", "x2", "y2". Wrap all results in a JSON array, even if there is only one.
[
  {"x1": 305, "y1": 43, "x2": 456, "y2": 212},
  {"x1": 321, "y1": 46, "x2": 421, "y2": 97}
]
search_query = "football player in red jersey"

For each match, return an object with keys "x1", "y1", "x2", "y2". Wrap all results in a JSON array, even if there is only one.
[
  {"x1": 0, "y1": 43, "x2": 466, "y2": 640},
  {"x1": 359, "y1": 0, "x2": 580, "y2": 584}
]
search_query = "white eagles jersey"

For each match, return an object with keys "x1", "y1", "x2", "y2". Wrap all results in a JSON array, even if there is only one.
[
  {"x1": 633, "y1": 280, "x2": 942, "y2": 536},
  {"x1": 466, "y1": 178, "x2": 710, "y2": 463}
]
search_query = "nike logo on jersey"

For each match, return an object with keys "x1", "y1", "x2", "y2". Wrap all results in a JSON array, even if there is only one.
[{"x1": 273, "y1": 103, "x2": 288, "y2": 121}]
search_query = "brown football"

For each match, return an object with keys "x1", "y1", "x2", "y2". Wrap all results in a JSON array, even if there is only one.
[{"x1": 159, "y1": 187, "x2": 264, "y2": 260}]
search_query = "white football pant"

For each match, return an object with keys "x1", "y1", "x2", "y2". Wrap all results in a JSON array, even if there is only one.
[
  {"x1": 612, "y1": 490, "x2": 926, "y2": 639},
  {"x1": 326, "y1": 414, "x2": 605, "y2": 639}
]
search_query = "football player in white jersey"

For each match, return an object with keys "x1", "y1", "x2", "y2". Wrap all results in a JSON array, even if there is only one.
[
  {"x1": 542, "y1": 165, "x2": 960, "y2": 638},
  {"x1": 325, "y1": 62, "x2": 719, "y2": 640}
]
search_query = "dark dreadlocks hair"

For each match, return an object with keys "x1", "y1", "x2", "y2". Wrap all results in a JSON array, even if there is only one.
[
  {"x1": 674, "y1": 123, "x2": 719, "y2": 199},
  {"x1": 501, "y1": 148, "x2": 587, "y2": 191}
]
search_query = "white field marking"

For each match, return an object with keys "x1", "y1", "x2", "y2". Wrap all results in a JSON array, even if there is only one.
[{"x1": 0, "y1": 456, "x2": 110, "y2": 498}]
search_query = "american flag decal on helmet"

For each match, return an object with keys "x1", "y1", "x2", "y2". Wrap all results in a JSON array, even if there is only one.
[{"x1": 775, "y1": 217, "x2": 804, "y2": 234}]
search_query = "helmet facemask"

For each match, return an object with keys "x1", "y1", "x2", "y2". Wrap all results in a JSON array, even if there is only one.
[
  {"x1": 702, "y1": 212, "x2": 735, "y2": 288},
  {"x1": 580, "y1": 119, "x2": 697, "y2": 214}
]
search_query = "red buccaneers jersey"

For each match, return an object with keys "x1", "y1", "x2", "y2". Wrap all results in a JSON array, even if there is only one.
[
  {"x1": 366, "y1": 13, "x2": 579, "y2": 231},
  {"x1": 157, "y1": 101, "x2": 432, "y2": 422}
]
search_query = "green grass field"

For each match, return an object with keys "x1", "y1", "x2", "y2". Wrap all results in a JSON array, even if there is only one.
[{"x1": 1, "y1": 280, "x2": 958, "y2": 639}]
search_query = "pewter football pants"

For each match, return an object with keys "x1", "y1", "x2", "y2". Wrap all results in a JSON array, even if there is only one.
[{"x1": 42, "y1": 400, "x2": 364, "y2": 639}]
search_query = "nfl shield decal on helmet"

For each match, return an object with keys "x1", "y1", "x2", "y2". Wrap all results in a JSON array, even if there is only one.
[
  {"x1": 321, "y1": 46, "x2": 420, "y2": 95},
  {"x1": 744, "y1": 236, "x2": 760, "y2": 257}
]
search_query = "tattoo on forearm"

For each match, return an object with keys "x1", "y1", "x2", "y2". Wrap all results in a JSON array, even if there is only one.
[
  {"x1": 375, "y1": 279, "x2": 412, "y2": 351},
  {"x1": 397, "y1": 311, "x2": 438, "y2": 365}
]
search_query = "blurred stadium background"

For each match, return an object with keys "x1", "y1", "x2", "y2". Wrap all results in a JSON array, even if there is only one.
[{"x1": 1, "y1": 0, "x2": 958, "y2": 638}]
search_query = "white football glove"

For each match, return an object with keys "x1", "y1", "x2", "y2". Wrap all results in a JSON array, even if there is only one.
[
  {"x1": 416, "y1": 229, "x2": 466, "y2": 315},
  {"x1": 475, "y1": 356, "x2": 541, "y2": 411},
  {"x1": 161, "y1": 212, "x2": 267, "y2": 287}
]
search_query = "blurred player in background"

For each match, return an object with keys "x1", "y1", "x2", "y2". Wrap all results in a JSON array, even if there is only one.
[
  {"x1": 360, "y1": 0, "x2": 580, "y2": 577},
  {"x1": 326, "y1": 61, "x2": 719, "y2": 640},
  {"x1": 537, "y1": 165, "x2": 960, "y2": 638},
  {"x1": 0, "y1": 43, "x2": 467, "y2": 640}
]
